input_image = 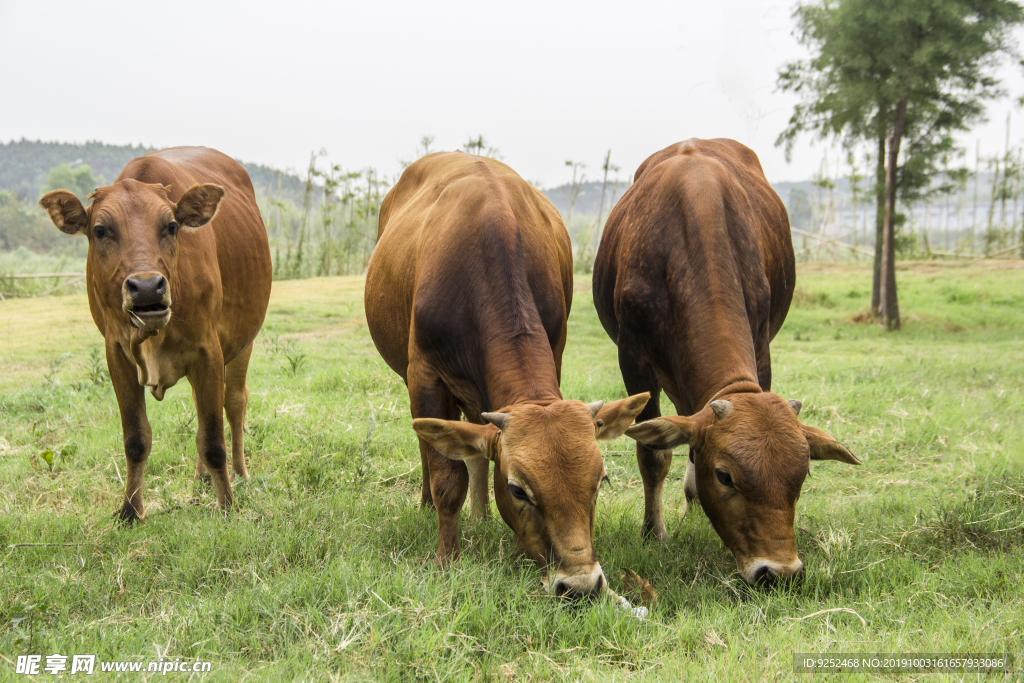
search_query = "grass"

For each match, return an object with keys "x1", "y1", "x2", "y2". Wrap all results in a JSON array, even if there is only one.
[{"x1": 1, "y1": 260, "x2": 1022, "y2": 681}]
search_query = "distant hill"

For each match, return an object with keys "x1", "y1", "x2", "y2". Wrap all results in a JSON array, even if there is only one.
[
  {"x1": 0, "y1": 140, "x2": 309, "y2": 203},
  {"x1": 543, "y1": 180, "x2": 633, "y2": 216},
  {"x1": 542, "y1": 178, "x2": 819, "y2": 219}
]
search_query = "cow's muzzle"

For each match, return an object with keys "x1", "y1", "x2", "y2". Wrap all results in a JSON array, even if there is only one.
[
  {"x1": 122, "y1": 273, "x2": 172, "y2": 331},
  {"x1": 548, "y1": 563, "x2": 606, "y2": 601},
  {"x1": 742, "y1": 558, "x2": 806, "y2": 588}
]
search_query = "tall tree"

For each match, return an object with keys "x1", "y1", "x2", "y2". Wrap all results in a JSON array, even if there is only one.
[
  {"x1": 40, "y1": 163, "x2": 106, "y2": 203},
  {"x1": 777, "y1": 0, "x2": 1023, "y2": 329}
]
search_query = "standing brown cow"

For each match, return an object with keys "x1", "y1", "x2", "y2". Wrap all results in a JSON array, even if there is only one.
[
  {"x1": 365, "y1": 151, "x2": 648, "y2": 598},
  {"x1": 40, "y1": 147, "x2": 272, "y2": 523},
  {"x1": 593, "y1": 139, "x2": 859, "y2": 586}
]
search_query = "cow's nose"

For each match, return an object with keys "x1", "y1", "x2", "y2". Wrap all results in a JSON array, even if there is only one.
[
  {"x1": 749, "y1": 560, "x2": 805, "y2": 588},
  {"x1": 553, "y1": 567, "x2": 605, "y2": 600},
  {"x1": 126, "y1": 275, "x2": 167, "y2": 306},
  {"x1": 752, "y1": 564, "x2": 776, "y2": 587}
]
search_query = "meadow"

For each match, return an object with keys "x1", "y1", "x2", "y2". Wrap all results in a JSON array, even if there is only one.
[{"x1": 1, "y1": 261, "x2": 1022, "y2": 681}]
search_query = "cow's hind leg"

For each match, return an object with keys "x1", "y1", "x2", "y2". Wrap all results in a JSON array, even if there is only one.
[
  {"x1": 619, "y1": 344, "x2": 673, "y2": 541},
  {"x1": 224, "y1": 342, "x2": 253, "y2": 480},
  {"x1": 408, "y1": 364, "x2": 465, "y2": 565},
  {"x1": 107, "y1": 339, "x2": 152, "y2": 525},
  {"x1": 188, "y1": 343, "x2": 233, "y2": 510}
]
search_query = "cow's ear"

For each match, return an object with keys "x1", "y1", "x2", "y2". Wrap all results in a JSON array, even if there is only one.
[
  {"x1": 594, "y1": 392, "x2": 650, "y2": 440},
  {"x1": 625, "y1": 414, "x2": 696, "y2": 450},
  {"x1": 174, "y1": 183, "x2": 224, "y2": 228},
  {"x1": 412, "y1": 419, "x2": 499, "y2": 462},
  {"x1": 803, "y1": 424, "x2": 860, "y2": 465},
  {"x1": 39, "y1": 190, "x2": 89, "y2": 235}
]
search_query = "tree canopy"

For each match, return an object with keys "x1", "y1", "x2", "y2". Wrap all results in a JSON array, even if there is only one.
[
  {"x1": 41, "y1": 164, "x2": 106, "y2": 203},
  {"x1": 777, "y1": 0, "x2": 1024, "y2": 329},
  {"x1": 779, "y1": 0, "x2": 1022, "y2": 158}
]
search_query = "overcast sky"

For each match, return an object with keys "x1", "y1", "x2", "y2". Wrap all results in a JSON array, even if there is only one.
[{"x1": 3, "y1": 0, "x2": 1024, "y2": 188}]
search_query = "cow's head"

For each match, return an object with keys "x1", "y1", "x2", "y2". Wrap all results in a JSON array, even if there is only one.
[
  {"x1": 40, "y1": 180, "x2": 224, "y2": 332},
  {"x1": 412, "y1": 393, "x2": 649, "y2": 599},
  {"x1": 625, "y1": 393, "x2": 858, "y2": 587}
]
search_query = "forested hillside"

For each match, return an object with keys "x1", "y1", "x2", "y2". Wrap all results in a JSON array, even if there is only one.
[{"x1": 0, "y1": 140, "x2": 309, "y2": 203}]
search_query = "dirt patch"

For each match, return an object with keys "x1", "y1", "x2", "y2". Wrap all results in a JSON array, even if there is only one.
[
  {"x1": 849, "y1": 310, "x2": 876, "y2": 324},
  {"x1": 970, "y1": 258, "x2": 1024, "y2": 271}
]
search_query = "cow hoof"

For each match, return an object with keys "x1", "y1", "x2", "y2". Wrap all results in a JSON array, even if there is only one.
[{"x1": 115, "y1": 505, "x2": 143, "y2": 527}]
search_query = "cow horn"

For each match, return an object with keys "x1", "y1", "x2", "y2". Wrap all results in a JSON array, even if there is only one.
[
  {"x1": 586, "y1": 401, "x2": 604, "y2": 418},
  {"x1": 481, "y1": 412, "x2": 510, "y2": 431},
  {"x1": 710, "y1": 400, "x2": 732, "y2": 420},
  {"x1": 787, "y1": 399, "x2": 802, "y2": 416}
]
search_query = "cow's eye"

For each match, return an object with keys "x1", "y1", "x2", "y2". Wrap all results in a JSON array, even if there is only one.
[
  {"x1": 166, "y1": 221, "x2": 179, "y2": 237},
  {"x1": 715, "y1": 469, "x2": 733, "y2": 487},
  {"x1": 508, "y1": 483, "x2": 530, "y2": 502},
  {"x1": 93, "y1": 225, "x2": 107, "y2": 239}
]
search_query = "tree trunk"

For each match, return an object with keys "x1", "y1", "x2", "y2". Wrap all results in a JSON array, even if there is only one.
[
  {"x1": 986, "y1": 158, "x2": 999, "y2": 257},
  {"x1": 973, "y1": 140, "x2": 979, "y2": 254},
  {"x1": 871, "y1": 134, "x2": 886, "y2": 315},
  {"x1": 880, "y1": 98, "x2": 906, "y2": 331}
]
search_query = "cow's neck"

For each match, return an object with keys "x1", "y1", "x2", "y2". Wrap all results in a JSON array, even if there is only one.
[
  {"x1": 483, "y1": 332, "x2": 562, "y2": 409},
  {"x1": 676, "y1": 267, "x2": 763, "y2": 412},
  {"x1": 685, "y1": 328, "x2": 762, "y2": 409}
]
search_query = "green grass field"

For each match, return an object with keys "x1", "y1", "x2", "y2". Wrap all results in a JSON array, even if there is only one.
[{"x1": 1, "y1": 261, "x2": 1023, "y2": 681}]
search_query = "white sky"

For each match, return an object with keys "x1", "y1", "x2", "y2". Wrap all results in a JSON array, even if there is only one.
[{"x1": 2, "y1": 0, "x2": 1023, "y2": 188}]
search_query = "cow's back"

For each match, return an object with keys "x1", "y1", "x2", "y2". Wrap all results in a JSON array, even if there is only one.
[
  {"x1": 594, "y1": 139, "x2": 793, "y2": 409},
  {"x1": 366, "y1": 152, "x2": 572, "y2": 403},
  {"x1": 117, "y1": 147, "x2": 272, "y2": 362}
]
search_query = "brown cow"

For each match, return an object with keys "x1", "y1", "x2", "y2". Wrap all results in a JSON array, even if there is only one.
[
  {"x1": 365, "y1": 151, "x2": 648, "y2": 598},
  {"x1": 593, "y1": 139, "x2": 859, "y2": 586},
  {"x1": 40, "y1": 146, "x2": 272, "y2": 523}
]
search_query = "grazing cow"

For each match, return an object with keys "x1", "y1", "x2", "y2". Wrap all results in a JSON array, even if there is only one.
[
  {"x1": 40, "y1": 147, "x2": 272, "y2": 523},
  {"x1": 365, "y1": 151, "x2": 648, "y2": 598},
  {"x1": 593, "y1": 139, "x2": 859, "y2": 586}
]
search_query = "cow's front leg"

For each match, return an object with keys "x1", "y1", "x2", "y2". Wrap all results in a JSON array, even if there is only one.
[
  {"x1": 188, "y1": 344, "x2": 233, "y2": 510},
  {"x1": 637, "y1": 445, "x2": 674, "y2": 540},
  {"x1": 618, "y1": 344, "x2": 672, "y2": 541},
  {"x1": 408, "y1": 363, "x2": 463, "y2": 565},
  {"x1": 107, "y1": 339, "x2": 151, "y2": 525},
  {"x1": 426, "y1": 452, "x2": 469, "y2": 565}
]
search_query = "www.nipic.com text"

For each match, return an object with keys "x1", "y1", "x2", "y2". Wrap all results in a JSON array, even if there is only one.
[{"x1": 14, "y1": 655, "x2": 212, "y2": 675}]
